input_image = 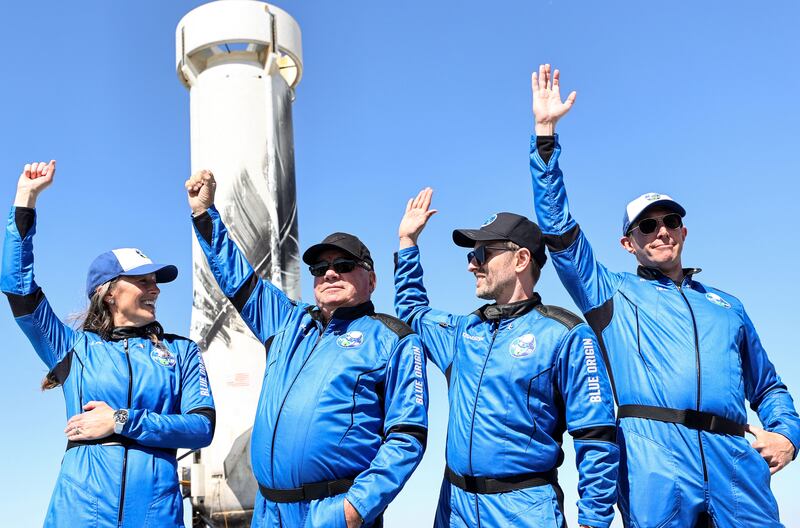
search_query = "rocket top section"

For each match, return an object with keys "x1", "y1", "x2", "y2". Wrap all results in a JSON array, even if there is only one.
[{"x1": 176, "y1": 0, "x2": 303, "y2": 89}]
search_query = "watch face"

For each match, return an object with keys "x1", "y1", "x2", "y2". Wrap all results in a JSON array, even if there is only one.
[{"x1": 115, "y1": 410, "x2": 128, "y2": 424}]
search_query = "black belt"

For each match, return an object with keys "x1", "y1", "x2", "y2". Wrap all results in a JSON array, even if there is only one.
[
  {"x1": 618, "y1": 404, "x2": 745, "y2": 437},
  {"x1": 66, "y1": 435, "x2": 178, "y2": 457},
  {"x1": 259, "y1": 478, "x2": 354, "y2": 503},
  {"x1": 445, "y1": 466, "x2": 557, "y2": 495}
]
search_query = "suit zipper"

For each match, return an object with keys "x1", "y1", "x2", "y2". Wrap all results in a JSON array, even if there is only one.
[
  {"x1": 269, "y1": 319, "x2": 329, "y2": 528},
  {"x1": 677, "y1": 285, "x2": 709, "y2": 482},
  {"x1": 467, "y1": 321, "x2": 499, "y2": 528},
  {"x1": 117, "y1": 338, "x2": 133, "y2": 527}
]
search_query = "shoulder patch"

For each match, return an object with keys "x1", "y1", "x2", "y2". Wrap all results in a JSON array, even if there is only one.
[
  {"x1": 370, "y1": 313, "x2": 414, "y2": 339},
  {"x1": 535, "y1": 304, "x2": 584, "y2": 329}
]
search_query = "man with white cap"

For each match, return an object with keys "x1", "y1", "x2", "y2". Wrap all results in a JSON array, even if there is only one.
[{"x1": 528, "y1": 64, "x2": 800, "y2": 527}]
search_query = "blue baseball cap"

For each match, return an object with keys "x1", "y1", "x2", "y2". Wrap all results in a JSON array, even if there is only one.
[
  {"x1": 85, "y1": 248, "x2": 178, "y2": 298},
  {"x1": 622, "y1": 192, "x2": 686, "y2": 235}
]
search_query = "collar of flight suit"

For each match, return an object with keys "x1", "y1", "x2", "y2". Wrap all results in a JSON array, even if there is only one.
[
  {"x1": 637, "y1": 265, "x2": 702, "y2": 285},
  {"x1": 473, "y1": 293, "x2": 543, "y2": 322},
  {"x1": 307, "y1": 300, "x2": 376, "y2": 323},
  {"x1": 109, "y1": 321, "x2": 165, "y2": 341}
]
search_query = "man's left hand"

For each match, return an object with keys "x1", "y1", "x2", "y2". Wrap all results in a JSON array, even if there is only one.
[
  {"x1": 344, "y1": 499, "x2": 362, "y2": 528},
  {"x1": 746, "y1": 424, "x2": 796, "y2": 474}
]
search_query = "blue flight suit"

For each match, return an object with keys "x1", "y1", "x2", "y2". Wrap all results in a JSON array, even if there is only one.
[
  {"x1": 2, "y1": 207, "x2": 215, "y2": 528},
  {"x1": 192, "y1": 206, "x2": 429, "y2": 527},
  {"x1": 530, "y1": 134, "x2": 800, "y2": 527},
  {"x1": 395, "y1": 245, "x2": 618, "y2": 528}
]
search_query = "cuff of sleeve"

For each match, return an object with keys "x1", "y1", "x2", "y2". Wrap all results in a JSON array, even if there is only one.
[
  {"x1": 344, "y1": 493, "x2": 368, "y2": 524},
  {"x1": 13, "y1": 207, "x2": 36, "y2": 238},
  {"x1": 192, "y1": 207, "x2": 215, "y2": 245},
  {"x1": 397, "y1": 246, "x2": 419, "y2": 258},
  {"x1": 120, "y1": 408, "x2": 138, "y2": 438},
  {"x1": 577, "y1": 515, "x2": 610, "y2": 528}
]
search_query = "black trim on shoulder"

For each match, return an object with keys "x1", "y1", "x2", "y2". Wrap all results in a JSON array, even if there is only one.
[
  {"x1": 45, "y1": 350, "x2": 74, "y2": 387},
  {"x1": 370, "y1": 313, "x2": 414, "y2": 339},
  {"x1": 571, "y1": 425, "x2": 616, "y2": 443},
  {"x1": 264, "y1": 335, "x2": 275, "y2": 361},
  {"x1": 543, "y1": 224, "x2": 581, "y2": 253},
  {"x1": 230, "y1": 272, "x2": 258, "y2": 313},
  {"x1": 387, "y1": 424, "x2": 428, "y2": 449},
  {"x1": 160, "y1": 332, "x2": 192, "y2": 343},
  {"x1": 473, "y1": 294, "x2": 542, "y2": 322},
  {"x1": 584, "y1": 298, "x2": 618, "y2": 404},
  {"x1": 188, "y1": 407, "x2": 217, "y2": 436},
  {"x1": 534, "y1": 304, "x2": 584, "y2": 329},
  {"x1": 536, "y1": 135, "x2": 556, "y2": 165},
  {"x1": 192, "y1": 211, "x2": 214, "y2": 245},
  {"x1": 15, "y1": 207, "x2": 36, "y2": 238},
  {"x1": 5, "y1": 288, "x2": 44, "y2": 317}
]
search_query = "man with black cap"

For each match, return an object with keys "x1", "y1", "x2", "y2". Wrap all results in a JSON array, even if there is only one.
[
  {"x1": 529, "y1": 64, "x2": 799, "y2": 527},
  {"x1": 394, "y1": 188, "x2": 618, "y2": 528},
  {"x1": 185, "y1": 170, "x2": 428, "y2": 528}
]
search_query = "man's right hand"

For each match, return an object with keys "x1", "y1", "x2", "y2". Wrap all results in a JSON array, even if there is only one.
[
  {"x1": 398, "y1": 187, "x2": 437, "y2": 249},
  {"x1": 531, "y1": 63, "x2": 577, "y2": 136},
  {"x1": 15, "y1": 160, "x2": 55, "y2": 208},
  {"x1": 185, "y1": 169, "x2": 216, "y2": 216}
]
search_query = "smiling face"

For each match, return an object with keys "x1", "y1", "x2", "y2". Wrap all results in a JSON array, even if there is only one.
[
  {"x1": 621, "y1": 206, "x2": 688, "y2": 277},
  {"x1": 106, "y1": 273, "x2": 160, "y2": 327},
  {"x1": 467, "y1": 241, "x2": 519, "y2": 301},
  {"x1": 312, "y1": 249, "x2": 375, "y2": 318}
]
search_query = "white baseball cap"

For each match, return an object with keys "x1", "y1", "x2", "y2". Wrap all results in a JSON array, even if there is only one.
[{"x1": 622, "y1": 192, "x2": 686, "y2": 235}]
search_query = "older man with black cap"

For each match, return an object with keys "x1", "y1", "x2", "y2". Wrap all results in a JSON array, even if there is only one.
[
  {"x1": 185, "y1": 170, "x2": 428, "y2": 528},
  {"x1": 394, "y1": 188, "x2": 618, "y2": 528},
  {"x1": 530, "y1": 64, "x2": 800, "y2": 527}
]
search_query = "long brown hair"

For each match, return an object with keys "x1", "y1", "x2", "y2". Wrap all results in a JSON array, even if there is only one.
[{"x1": 41, "y1": 278, "x2": 162, "y2": 390}]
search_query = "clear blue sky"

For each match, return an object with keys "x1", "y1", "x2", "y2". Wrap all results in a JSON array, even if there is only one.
[{"x1": 1, "y1": 1, "x2": 799, "y2": 526}]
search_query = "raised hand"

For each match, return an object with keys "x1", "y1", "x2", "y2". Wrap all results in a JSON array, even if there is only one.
[
  {"x1": 531, "y1": 64, "x2": 577, "y2": 136},
  {"x1": 398, "y1": 187, "x2": 437, "y2": 249},
  {"x1": 185, "y1": 169, "x2": 217, "y2": 215},
  {"x1": 746, "y1": 424, "x2": 796, "y2": 474},
  {"x1": 15, "y1": 160, "x2": 56, "y2": 208}
]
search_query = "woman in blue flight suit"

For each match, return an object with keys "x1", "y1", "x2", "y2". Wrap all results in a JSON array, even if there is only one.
[{"x1": 2, "y1": 161, "x2": 216, "y2": 527}]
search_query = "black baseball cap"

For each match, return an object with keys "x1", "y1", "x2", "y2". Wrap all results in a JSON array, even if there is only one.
[
  {"x1": 302, "y1": 232, "x2": 374, "y2": 270},
  {"x1": 453, "y1": 212, "x2": 547, "y2": 268}
]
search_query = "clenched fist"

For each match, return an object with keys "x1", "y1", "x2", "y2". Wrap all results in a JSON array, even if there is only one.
[
  {"x1": 15, "y1": 160, "x2": 56, "y2": 208},
  {"x1": 185, "y1": 169, "x2": 217, "y2": 216}
]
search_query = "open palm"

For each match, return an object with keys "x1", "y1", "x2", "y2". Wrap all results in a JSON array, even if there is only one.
[
  {"x1": 398, "y1": 187, "x2": 437, "y2": 246},
  {"x1": 531, "y1": 64, "x2": 576, "y2": 127}
]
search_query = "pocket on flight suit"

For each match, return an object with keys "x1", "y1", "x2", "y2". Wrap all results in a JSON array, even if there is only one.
[
  {"x1": 304, "y1": 494, "x2": 347, "y2": 528},
  {"x1": 731, "y1": 443, "x2": 779, "y2": 522},
  {"x1": 618, "y1": 428, "x2": 681, "y2": 528},
  {"x1": 503, "y1": 486, "x2": 562, "y2": 527},
  {"x1": 48, "y1": 475, "x2": 99, "y2": 528}
]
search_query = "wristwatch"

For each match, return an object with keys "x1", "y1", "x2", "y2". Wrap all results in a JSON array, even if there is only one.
[{"x1": 113, "y1": 409, "x2": 129, "y2": 434}]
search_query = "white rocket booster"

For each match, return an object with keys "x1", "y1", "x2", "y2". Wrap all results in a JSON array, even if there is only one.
[{"x1": 175, "y1": 1, "x2": 303, "y2": 524}]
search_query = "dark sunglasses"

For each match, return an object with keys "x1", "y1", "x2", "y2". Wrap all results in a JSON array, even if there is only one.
[
  {"x1": 309, "y1": 258, "x2": 365, "y2": 277},
  {"x1": 631, "y1": 213, "x2": 683, "y2": 235},
  {"x1": 467, "y1": 245, "x2": 514, "y2": 266}
]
